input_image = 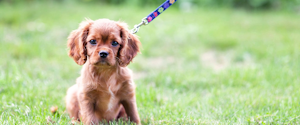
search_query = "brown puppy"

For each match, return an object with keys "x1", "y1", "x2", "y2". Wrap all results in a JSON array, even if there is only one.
[{"x1": 66, "y1": 19, "x2": 141, "y2": 125}]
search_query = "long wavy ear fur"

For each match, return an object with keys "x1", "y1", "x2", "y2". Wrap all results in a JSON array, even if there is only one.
[
  {"x1": 117, "y1": 22, "x2": 141, "y2": 67},
  {"x1": 67, "y1": 19, "x2": 93, "y2": 65}
]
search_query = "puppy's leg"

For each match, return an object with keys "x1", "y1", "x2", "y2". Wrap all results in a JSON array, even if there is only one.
[
  {"x1": 78, "y1": 92, "x2": 99, "y2": 125},
  {"x1": 121, "y1": 97, "x2": 140, "y2": 124},
  {"x1": 66, "y1": 84, "x2": 80, "y2": 122}
]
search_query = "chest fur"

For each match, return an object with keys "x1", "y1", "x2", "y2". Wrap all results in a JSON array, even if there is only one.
[{"x1": 86, "y1": 81, "x2": 123, "y2": 119}]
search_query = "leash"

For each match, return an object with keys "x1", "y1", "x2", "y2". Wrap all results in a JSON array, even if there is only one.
[{"x1": 130, "y1": 0, "x2": 177, "y2": 34}]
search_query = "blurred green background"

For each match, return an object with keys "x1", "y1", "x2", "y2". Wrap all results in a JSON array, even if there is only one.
[
  {"x1": 0, "y1": 0, "x2": 300, "y2": 124},
  {"x1": 1, "y1": 0, "x2": 300, "y2": 10}
]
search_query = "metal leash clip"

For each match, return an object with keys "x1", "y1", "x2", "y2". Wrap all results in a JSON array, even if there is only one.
[
  {"x1": 130, "y1": 0, "x2": 177, "y2": 34},
  {"x1": 130, "y1": 17, "x2": 148, "y2": 34}
]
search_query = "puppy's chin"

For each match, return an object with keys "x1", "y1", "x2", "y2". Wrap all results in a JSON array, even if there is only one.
[
  {"x1": 95, "y1": 61, "x2": 110, "y2": 66},
  {"x1": 90, "y1": 59, "x2": 115, "y2": 67}
]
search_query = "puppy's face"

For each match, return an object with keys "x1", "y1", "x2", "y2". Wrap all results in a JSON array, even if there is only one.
[
  {"x1": 67, "y1": 19, "x2": 141, "y2": 67},
  {"x1": 86, "y1": 20, "x2": 122, "y2": 66}
]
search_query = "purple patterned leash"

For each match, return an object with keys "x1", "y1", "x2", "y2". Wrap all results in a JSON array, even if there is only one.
[{"x1": 130, "y1": 0, "x2": 177, "y2": 34}]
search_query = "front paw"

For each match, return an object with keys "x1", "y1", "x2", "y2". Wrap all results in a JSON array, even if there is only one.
[
  {"x1": 71, "y1": 119, "x2": 79, "y2": 125},
  {"x1": 82, "y1": 117, "x2": 99, "y2": 125}
]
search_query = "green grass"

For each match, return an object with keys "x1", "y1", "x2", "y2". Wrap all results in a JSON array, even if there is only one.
[{"x1": 1, "y1": 1, "x2": 300, "y2": 124}]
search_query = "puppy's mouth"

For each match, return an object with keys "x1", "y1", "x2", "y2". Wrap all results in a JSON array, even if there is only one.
[
  {"x1": 94, "y1": 60, "x2": 109, "y2": 66},
  {"x1": 93, "y1": 59, "x2": 114, "y2": 67}
]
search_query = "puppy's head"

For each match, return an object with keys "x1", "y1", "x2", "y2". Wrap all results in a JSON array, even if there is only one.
[{"x1": 67, "y1": 19, "x2": 141, "y2": 67}]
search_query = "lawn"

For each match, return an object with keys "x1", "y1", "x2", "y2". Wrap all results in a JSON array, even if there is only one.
[{"x1": 0, "y1": 1, "x2": 300, "y2": 124}]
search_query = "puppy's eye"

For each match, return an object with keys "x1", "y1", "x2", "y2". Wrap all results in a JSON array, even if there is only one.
[
  {"x1": 111, "y1": 41, "x2": 119, "y2": 46},
  {"x1": 89, "y1": 40, "x2": 97, "y2": 45}
]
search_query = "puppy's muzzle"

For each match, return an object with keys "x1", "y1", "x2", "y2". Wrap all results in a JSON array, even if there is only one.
[{"x1": 99, "y1": 51, "x2": 109, "y2": 58}]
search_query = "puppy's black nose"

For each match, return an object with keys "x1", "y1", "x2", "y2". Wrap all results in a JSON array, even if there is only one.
[{"x1": 99, "y1": 51, "x2": 109, "y2": 58}]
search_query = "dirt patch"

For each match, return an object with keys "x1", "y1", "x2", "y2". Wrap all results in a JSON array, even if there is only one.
[
  {"x1": 200, "y1": 50, "x2": 255, "y2": 71},
  {"x1": 200, "y1": 50, "x2": 230, "y2": 71},
  {"x1": 136, "y1": 56, "x2": 176, "y2": 69},
  {"x1": 133, "y1": 56, "x2": 176, "y2": 80},
  {"x1": 133, "y1": 71, "x2": 148, "y2": 80}
]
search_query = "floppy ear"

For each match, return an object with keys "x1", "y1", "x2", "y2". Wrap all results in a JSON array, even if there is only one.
[
  {"x1": 117, "y1": 22, "x2": 141, "y2": 67},
  {"x1": 67, "y1": 19, "x2": 93, "y2": 65}
]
